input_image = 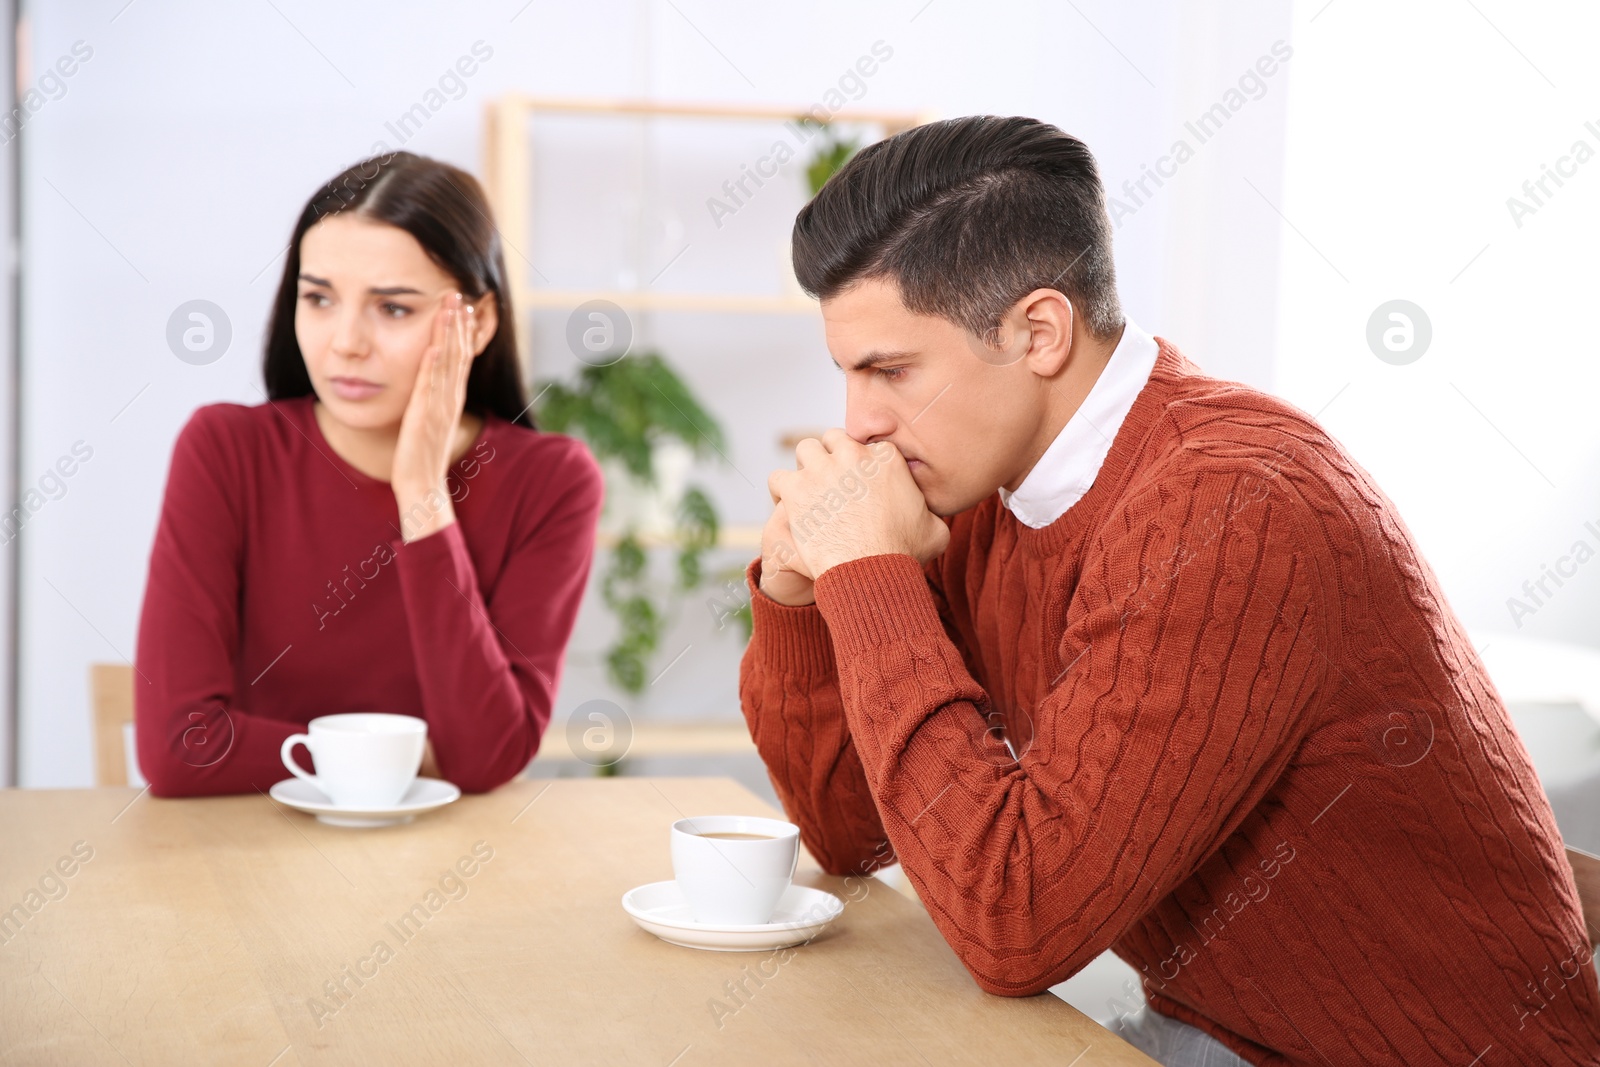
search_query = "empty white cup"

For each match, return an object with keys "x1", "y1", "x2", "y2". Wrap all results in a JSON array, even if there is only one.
[
  {"x1": 280, "y1": 713, "x2": 426, "y2": 808},
  {"x1": 670, "y1": 815, "x2": 800, "y2": 925}
]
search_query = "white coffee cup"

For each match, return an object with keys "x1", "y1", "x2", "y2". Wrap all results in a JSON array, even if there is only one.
[
  {"x1": 280, "y1": 713, "x2": 426, "y2": 808},
  {"x1": 670, "y1": 815, "x2": 800, "y2": 925}
]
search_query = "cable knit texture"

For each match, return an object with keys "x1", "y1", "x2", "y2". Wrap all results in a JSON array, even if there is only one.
[{"x1": 738, "y1": 340, "x2": 1600, "y2": 1065}]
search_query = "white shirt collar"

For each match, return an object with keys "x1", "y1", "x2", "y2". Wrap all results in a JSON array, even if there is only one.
[{"x1": 997, "y1": 319, "x2": 1160, "y2": 529}]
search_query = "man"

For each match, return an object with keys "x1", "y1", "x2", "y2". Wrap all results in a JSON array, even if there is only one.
[{"x1": 738, "y1": 115, "x2": 1600, "y2": 1066}]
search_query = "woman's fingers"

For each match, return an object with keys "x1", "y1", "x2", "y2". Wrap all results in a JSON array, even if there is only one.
[
  {"x1": 415, "y1": 300, "x2": 447, "y2": 409},
  {"x1": 454, "y1": 300, "x2": 474, "y2": 404},
  {"x1": 407, "y1": 314, "x2": 440, "y2": 418},
  {"x1": 424, "y1": 292, "x2": 449, "y2": 374},
  {"x1": 429, "y1": 291, "x2": 448, "y2": 347},
  {"x1": 434, "y1": 300, "x2": 456, "y2": 395},
  {"x1": 443, "y1": 293, "x2": 470, "y2": 403}
]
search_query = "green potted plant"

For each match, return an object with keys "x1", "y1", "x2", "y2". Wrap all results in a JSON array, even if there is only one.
[
  {"x1": 535, "y1": 351, "x2": 726, "y2": 696},
  {"x1": 532, "y1": 123, "x2": 866, "y2": 716},
  {"x1": 798, "y1": 117, "x2": 863, "y2": 196}
]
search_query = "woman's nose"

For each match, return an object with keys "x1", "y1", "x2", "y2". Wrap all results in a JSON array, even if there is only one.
[{"x1": 329, "y1": 309, "x2": 369, "y2": 359}]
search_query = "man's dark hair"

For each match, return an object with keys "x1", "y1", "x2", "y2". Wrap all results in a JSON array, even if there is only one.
[{"x1": 791, "y1": 115, "x2": 1123, "y2": 341}]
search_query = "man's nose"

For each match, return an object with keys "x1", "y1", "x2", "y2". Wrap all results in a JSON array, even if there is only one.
[{"x1": 844, "y1": 385, "x2": 896, "y2": 445}]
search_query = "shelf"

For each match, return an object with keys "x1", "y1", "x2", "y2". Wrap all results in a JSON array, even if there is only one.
[
  {"x1": 538, "y1": 720, "x2": 756, "y2": 762},
  {"x1": 488, "y1": 94, "x2": 927, "y2": 133},
  {"x1": 480, "y1": 94, "x2": 930, "y2": 364},
  {"x1": 596, "y1": 524, "x2": 762, "y2": 552},
  {"x1": 519, "y1": 288, "x2": 818, "y2": 316}
]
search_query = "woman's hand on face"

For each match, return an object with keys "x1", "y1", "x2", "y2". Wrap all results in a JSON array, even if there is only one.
[{"x1": 393, "y1": 291, "x2": 475, "y2": 542}]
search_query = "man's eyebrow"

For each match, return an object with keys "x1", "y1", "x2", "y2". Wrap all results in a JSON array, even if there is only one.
[
  {"x1": 297, "y1": 273, "x2": 425, "y2": 297},
  {"x1": 832, "y1": 350, "x2": 917, "y2": 372}
]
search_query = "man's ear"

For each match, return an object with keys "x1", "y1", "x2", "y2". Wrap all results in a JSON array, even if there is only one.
[
  {"x1": 1018, "y1": 288, "x2": 1074, "y2": 377},
  {"x1": 467, "y1": 291, "x2": 500, "y2": 358}
]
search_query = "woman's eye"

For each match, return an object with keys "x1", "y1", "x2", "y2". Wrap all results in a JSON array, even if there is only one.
[
  {"x1": 877, "y1": 366, "x2": 906, "y2": 381},
  {"x1": 381, "y1": 303, "x2": 411, "y2": 319},
  {"x1": 300, "y1": 292, "x2": 329, "y2": 308}
]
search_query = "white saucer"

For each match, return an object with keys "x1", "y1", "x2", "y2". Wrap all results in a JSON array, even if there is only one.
[
  {"x1": 622, "y1": 880, "x2": 844, "y2": 951},
  {"x1": 268, "y1": 776, "x2": 461, "y2": 827}
]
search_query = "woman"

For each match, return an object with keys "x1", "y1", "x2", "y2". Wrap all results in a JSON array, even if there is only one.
[{"x1": 135, "y1": 151, "x2": 603, "y2": 797}]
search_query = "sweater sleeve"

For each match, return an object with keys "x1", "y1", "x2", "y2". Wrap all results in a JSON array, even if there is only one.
[
  {"x1": 810, "y1": 469, "x2": 1328, "y2": 996},
  {"x1": 135, "y1": 407, "x2": 306, "y2": 797},
  {"x1": 392, "y1": 439, "x2": 602, "y2": 793},
  {"x1": 737, "y1": 556, "x2": 895, "y2": 876}
]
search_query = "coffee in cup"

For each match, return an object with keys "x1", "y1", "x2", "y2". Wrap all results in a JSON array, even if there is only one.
[
  {"x1": 698, "y1": 832, "x2": 775, "y2": 840},
  {"x1": 280, "y1": 713, "x2": 426, "y2": 808},
  {"x1": 670, "y1": 815, "x2": 800, "y2": 925}
]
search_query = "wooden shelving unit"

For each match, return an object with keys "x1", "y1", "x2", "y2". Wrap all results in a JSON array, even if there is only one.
[
  {"x1": 595, "y1": 524, "x2": 763, "y2": 552},
  {"x1": 479, "y1": 94, "x2": 929, "y2": 355},
  {"x1": 517, "y1": 289, "x2": 818, "y2": 315},
  {"x1": 537, "y1": 720, "x2": 756, "y2": 763},
  {"x1": 478, "y1": 95, "x2": 928, "y2": 552}
]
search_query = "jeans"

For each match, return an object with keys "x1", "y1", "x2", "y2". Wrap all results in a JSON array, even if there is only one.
[{"x1": 1114, "y1": 1005, "x2": 1251, "y2": 1066}]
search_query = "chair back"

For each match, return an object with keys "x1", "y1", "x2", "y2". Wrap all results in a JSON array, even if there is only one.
[
  {"x1": 1567, "y1": 846, "x2": 1600, "y2": 947},
  {"x1": 90, "y1": 663, "x2": 135, "y2": 786}
]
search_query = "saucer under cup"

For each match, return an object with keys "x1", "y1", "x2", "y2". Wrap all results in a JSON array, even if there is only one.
[
  {"x1": 670, "y1": 815, "x2": 800, "y2": 926},
  {"x1": 280, "y1": 713, "x2": 426, "y2": 809}
]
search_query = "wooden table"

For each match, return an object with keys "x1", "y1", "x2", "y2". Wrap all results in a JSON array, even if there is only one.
[{"x1": 1, "y1": 778, "x2": 1154, "y2": 1065}]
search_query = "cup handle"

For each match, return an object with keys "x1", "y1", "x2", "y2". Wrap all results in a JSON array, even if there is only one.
[{"x1": 281, "y1": 734, "x2": 320, "y2": 791}]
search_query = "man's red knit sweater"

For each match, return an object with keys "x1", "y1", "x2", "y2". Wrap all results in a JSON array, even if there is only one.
[{"x1": 738, "y1": 340, "x2": 1600, "y2": 1065}]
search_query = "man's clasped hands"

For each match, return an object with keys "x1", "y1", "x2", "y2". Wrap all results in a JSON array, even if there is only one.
[{"x1": 757, "y1": 430, "x2": 950, "y2": 608}]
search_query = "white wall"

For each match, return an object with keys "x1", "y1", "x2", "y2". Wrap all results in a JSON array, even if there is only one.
[
  {"x1": 21, "y1": 0, "x2": 1290, "y2": 785},
  {"x1": 0, "y1": 0, "x2": 16, "y2": 785},
  {"x1": 1272, "y1": 0, "x2": 1600, "y2": 647}
]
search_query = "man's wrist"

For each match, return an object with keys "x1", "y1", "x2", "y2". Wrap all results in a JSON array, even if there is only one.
[
  {"x1": 757, "y1": 576, "x2": 816, "y2": 607},
  {"x1": 810, "y1": 552, "x2": 944, "y2": 657},
  {"x1": 809, "y1": 544, "x2": 910, "y2": 584}
]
